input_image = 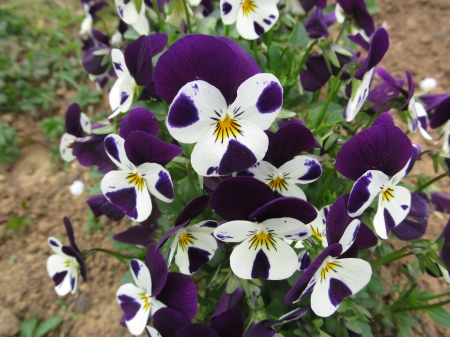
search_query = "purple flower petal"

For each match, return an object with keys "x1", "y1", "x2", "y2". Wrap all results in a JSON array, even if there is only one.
[
  {"x1": 431, "y1": 192, "x2": 450, "y2": 214},
  {"x1": 211, "y1": 283, "x2": 245, "y2": 319},
  {"x1": 175, "y1": 195, "x2": 210, "y2": 226},
  {"x1": 244, "y1": 322, "x2": 277, "y2": 337},
  {"x1": 392, "y1": 193, "x2": 429, "y2": 240},
  {"x1": 125, "y1": 131, "x2": 183, "y2": 167},
  {"x1": 120, "y1": 107, "x2": 158, "y2": 139},
  {"x1": 352, "y1": 1, "x2": 375, "y2": 37},
  {"x1": 429, "y1": 96, "x2": 450, "y2": 128},
  {"x1": 145, "y1": 245, "x2": 168, "y2": 296},
  {"x1": 65, "y1": 103, "x2": 84, "y2": 137},
  {"x1": 175, "y1": 324, "x2": 219, "y2": 337},
  {"x1": 354, "y1": 28, "x2": 389, "y2": 80},
  {"x1": 355, "y1": 223, "x2": 378, "y2": 250},
  {"x1": 154, "y1": 35, "x2": 242, "y2": 104},
  {"x1": 325, "y1": 195, "x2": 357, "y2": 246},
  {"x1": 156, "y1": 272, "x2": 198, "y2": 320},
  {"x1": 113, "y1": 224, "x2": 156, "y2": 246},
  {"x1": 266, "y1": 123, "x2": 316, "y2": 167},
  {"x1": 305, "y1": 8, "x2": 329, "y2": 39},
  {"x1": 72, "y1": 135, "x2": 116, "y2": 174},
  {"x1": 63, "y1": 217, "x2": 80, "y2": 253},
  {"x1": 148, "y1": 33, "x2": 168, "y2": 57},
  {"x1": 61, "y1": 246, "x2": 87, "y2": 281},
  {"x1": 82, "y1": 47, "x2": 109, "y2": 76},
  {"x1": 328, "y1": 278, "x2": 352, "y2": 306},
  {"x1": 153, "y1": 308, "x2": 191, "y2": 337},
  {"x1": 336, "y1": 124, "x2": 412, "y2": 180},
  {"x1": 372, "y1": 112, "x2": 394, "y2": 126},
  {"x1": 210, "y1": 308, "x2": 244, "y2": 337},
  {"x1": 300, "y1": 0, "x2": 327, "y2": 12},
  {"x1": 249, "y1": 197, "x2": 318, "y2": 224},
  {"x1": 87, "y1": 194, "x2": 125, "y2": 221},
  {"x1": 124, "y1": 35, "x2": 154, "y2": 87},
  {"x1": 300, "y1": 54, "x2": 331, "y2": 92},
  {"x1": 211, "y1": 177, "x2": 274, "y2": 221}
]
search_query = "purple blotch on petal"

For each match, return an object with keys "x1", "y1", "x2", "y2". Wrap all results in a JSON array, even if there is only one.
[
  {"x1": 168, "y1": 93, "x2": 199, "y2": 128},
  {"x1": 120, "y1": 92, "x2": 129, "y2": 105},
  {"x1": 348, "y1": 172, "x2": 372, "y2": 215},
  {"x1": 218, "y1": 140, "x2": 257, "y2": 175},
  {"x1": 384, "y1": 208, "x2": 396, "y2": 233},
  {"x1": 49, "y1": 239, "x2": 59, "y2": 247},
  {"x1": 53, "y1": 271, "x2": 68, "y2": 287},
  {"x1": 118, "y1": 294, "x2": 141, "y2": 321},
  {"x1": 155, "y1": 171, "x2": 174, "y2": 200},
  {"x1": 263, "y1": 19, "x2": 271, "y2": 25},
  {"x1": 254, "y1": 22, "x2": 265, "y2": 36},
  {"x1": 256, "y1": 82, "x2": 283, "y2": 114},
  {"x1": 251, "y1": 249, "x2": 270, "y2": 279},
  {"x1": 130, "y1": 260, "x2": 141, "y2": 278},
  {"x1": 299, "y1": 160, "x2": 322, "y2": 181},
  {"x1": 106, "y1": 187, "x2": 138, "y2": 220},
  {"x1": 299, "y1": 252, "x2": 311, "y2": 271},
  {"x1": 328, "y1": 278, "x2": 352, "y2": 307},
  {"x1": 71, "y1": 276, "x2": 76, "y2": 291},
  {"x1": 104, "y1": 137, "x2": 121, "y2": 163},
  {"x1": 222, "y1": 2, "x2": 232, "y2": 14},
  {"x1": 187, "y1": 246, "x2": 211, "y2": 273}
]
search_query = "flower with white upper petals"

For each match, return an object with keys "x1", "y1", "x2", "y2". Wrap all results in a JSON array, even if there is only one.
[{"x1": 115, "y1": 0, "x2": 149, "y2": 35}]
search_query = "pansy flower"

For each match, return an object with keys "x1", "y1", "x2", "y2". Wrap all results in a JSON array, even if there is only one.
[
  {"x1": 79, "y1": 0, "x2": 107, "y2": 35},
  {"x1": 240, "y1": 123, "x2": 322, "y2": 200},
  {"x1": 110, "y1": 34, "x2": 168, "y2": 117},
  {"x1": 117, "y1": 246, "x2": 197, "y2": 335},
  {"x1": 336, "y1": 118, "x2": 417, "y2": 239},
  {"x1": 288, "y1": 0, "x2": 326, "y2": 15},
  {"x1": 344, "y1": 28, "x2": 389, "y2": 122},
  {"x1": 421, "y1": 93, "x2": 450, "y2": 152},
  {"x1": 285, "y1": 195, "x2": 372, "y2": 317},
  {"x1": 100, "y1": 132, "x2": 181, "y2": 222},
  {"x1": 367, "y1": 67, "x2": 405, "y2": 113},
  {"x1": 47, "y1": 217, "x2": 87, "y2": 296},
  {"x1": 115, "y1": 0, "x2": 149, "y2": 35},
  {"x1": 211, "y1": 177, "x2": 317, "y2": 280},
  {"x1": 391, "y1": 193, "x2": 429, "y2": 241},
  {"x1": 335, "y1": 0, "x2": 375, "y2": 38},
  {"x1": 220, "y1": 0, "x2": 280, "y2": 40},
  {"x1": 157, "y1": 195, "x2": 218, "y2": 274}
]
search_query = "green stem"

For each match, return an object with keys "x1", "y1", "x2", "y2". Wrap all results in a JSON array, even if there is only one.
[
  {"x1": 364, "y1": 102, "x2": 388, "y2": 129},
  {"x1": 426, "y1": 291, "x2": 450, "y2": 301},
  {"x1": 392, "y1": 299, "x2": 450, "y2": 313},
  {"x1": 371, "y1": 246, "x2": 413, "y2": 268},
  {"x1": 315, "y1": 168, "x2": 335, "y2": 206},
  {"x1": 85, "y1": 248, "x2": 141, "y2": 261},
  {"x1": 187, "y1": 162, "x2": 199, "y2": 196},
  {"x1": 182, "y1": 0, "x2": 192, "y2": 34},
  {"x1": 295, "y1": 40, "x2": 318, "y2": 76},
  {"x1": 253, "y1": 39, "x2": 260, "y2": 66},
  {"x1": 224, "y1": 24, "x2": 230, "y2": 37},
  {"x1": 414, "y1": 171, "x2": 450, "y2": 192},
  {"x1": 151, "y1": 0, "x2": 164, "y2": 32},
  {"x1": 335, "y1": 22, "x2": 346, "y2": 43},
  {"x1": 311, "y1": 88, "x2": 321, "y2": 103},
  {"x1": 315, "y1": 71, "x2": 343, "y2": 128}
]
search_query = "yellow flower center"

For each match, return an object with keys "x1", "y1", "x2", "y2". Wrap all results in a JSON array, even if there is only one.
[
  {"x1": 140, "y1": 292, "x2": 152, "y2": 311},
  {"x1": 381, "y1": 188, "x2": 394, "y2": 202},
  {"x1": 320, "y1": 260, "x2": 340, "y2": 280},
  {"x1": 311, "y1": 227, "x2": 323, "y2": 241},
  {"x1": 127, "y1": 172, "x2": 145, "y2": 191},
  {"x1": 242, "y1": 0, "x2": 257, "y2": 16},
  {"x1": 64, "y1": 260, "x2": 71, "y2": 268},
  {"x1": 267, "y1": 176, "x2": 288, "y2": 191},
  {"x1": 179, "y1": 230, "x2": 196, "y2": 251},
  {"x1": 249, "y1": 229, "x2": 277, "y2": 250},
  {"x1": 213, "y1": 114, "x2": 242, "y2": 143}
]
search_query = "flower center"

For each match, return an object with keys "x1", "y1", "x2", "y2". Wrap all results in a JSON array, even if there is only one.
[
  {"x1": 139, "y1": 292, "x2": 152, "y2": 311},
  {"x1": 179, "y1": 230, "x2": 196, "y2": 251},
  {"x1": 249, "y1": 228, "x2": 277, "y2": 251},
  {"x1": 267, "y1": 175, "x2": 288, "y2": 191},
  {"x1": 381, "y1": 187, "x2": 394, "y2": 202},
  {"x1": 311, "y1": 227, "x2": 324, "y2": 241},
  {"x1": 242, "y1": 0, "x2": 256, "y2": 16},
  {"x1": 213, "y1": 114, "x2": 242, "y2": 143},
  {"x1": 127, "y1": 171, "x2": 145, "y2": 191},
  {"x1": 320, "y1": 260, "x2": 340, "y2": 281}
]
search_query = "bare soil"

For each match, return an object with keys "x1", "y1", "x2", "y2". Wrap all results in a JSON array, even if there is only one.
[{"x1": 1, "y1": 0, "x2": 450, "y2": 336}]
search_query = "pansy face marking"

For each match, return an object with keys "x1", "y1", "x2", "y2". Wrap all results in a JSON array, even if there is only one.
[
  {"x1": 248, "y1": 228, "x2": 277, "y2": 250},
  {"x1": 212, "y1": 112, "x2": 243, "y2": 143},
  {"x1": 320, "y1": 259, "x2": 340, "y2": 281},
  {"x1": 127, "y1": 171, "x2": 145, "y2": 191},
  {"x1": 242, "y1": 0, "x2": 257, "y2": 16},
  {"x1": 267, "y1": 173, "x2": 289, "y2": 192},
  {"x1": 178, "y1": 229, "x2": 196, "y2": 250}
]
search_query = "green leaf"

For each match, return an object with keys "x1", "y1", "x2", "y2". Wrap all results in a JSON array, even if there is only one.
[
  {"x1": 278, "y1": 108, "x2": 297, "y2": 119},
  {"x1": 123, "y1": 28, "x2": 140, "y2": 40},
  {"x1": 20, "y1": 316, "x2": 38, "y2": 337},
  {"x1": 131, "y1": 101, "x2": 167, "y2": 121},
  {"x1": 91, "y1": 123, "x2": 116, "y2": 135},
  {"x1": 34, "y1": 316, "x2": 63, "y2": 337},
  {"x1": 109, "y1": 233, "x2": 136, "y2": 251},
  {"x1": 288, "y1": 23, "x2": 308, "y2": 50},
  {"x1": 426, "y1": 307, "x2": 450, "y2": 327}
]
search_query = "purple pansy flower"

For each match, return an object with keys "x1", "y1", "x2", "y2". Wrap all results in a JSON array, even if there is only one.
[
  {"x1": 391, "y1": 193, "x2": 429, "y2": 241},
  {"x1": 335, "y1": 0, "x2": 375, "y2": 38},
  {"x1": 87, "y1": 194, "x2": 126, "y2": 221},
  {"x1": 289, "y1": 0, "x2": 326, "y2": 14},
  {"x1": 336, "y1": 119, "x2": 417, "y2": 239},
  {"x1": 211, "y1": 177, "x2": 317, "y2": 280},
  {"x1": 117, "y1": 246, "x2": 197, "y2": 336},
  {"x1": 304, "y1": 8, "x2": 333, "y2": 39},
  {"x1": 431, "y1": 192, "x2": 450, "y2": 214},
  {"x1": 239, "y1": 123, "x2": 322, "y2": 200},
  {"x1": 47, "y1": 217, "x2": 87, "y2": 296},
  {"x1": 367, "y1": 67, "x2": 405, "y2": 113},
  {"x1": 285, "y1": 195, "x2": 372, "y2": 317},
  {"x1": 157, "y1": 195, "x2": 218, "y2": 275},
  {"x1": 421, "y1": 93, "x2": 450, "y2": 152}
]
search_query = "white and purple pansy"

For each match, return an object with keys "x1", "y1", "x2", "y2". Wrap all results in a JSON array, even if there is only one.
[
  {"x1": 157, "y1": 195, "x2": 218, "y2": 275},
  {"x1": 220, "y1": 0, "x2": 280, "y2": 40},
  {"x1": 285, "y1": 196, "x2": 372, "y2": 317},
  {"x1": 240, "y1": 123, "x2": 322, "y2": 200},
  {"x1": 436, "y1": 220, "x2": 450, "y2": 283},
  {"x1": 47, "y1": 217, "x2": 87, "y2": 296},
  {"x1": 167, "y1": 73, "x2": 283, "y2": 176},
  {"x1": 211, "y1": 177, "x2": 318, "y2": 280},
  {"x1": 117, "y1": 246, "x2": 198, "y2": 336},
  {"x1": 114, "y1": 0, "x2": 149, "y2": 35},
  {"x1": 344, "y1": 28, "x2": 389, "y2": 122},
  {"x1": 336, "y1": 120, "x2": 417, "y2": 239},
  {"x1": 100, "y1": 133, "x2": 182, "y2": 222},
  {"x1": 336, "y1": 0, "x2": 375, "y2": 38}
]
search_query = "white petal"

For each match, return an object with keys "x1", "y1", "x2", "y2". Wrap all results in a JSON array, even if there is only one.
[
  {"x1": 389, "y1": 144, "x2": 417, "y2": 185},
  {"x1": 308, "y1": 210, "x2": 328, "y2": 247},
  {"x1": 279, "y1": 157, "x2": 322, "y2": 184},
  {"x1": 115, "y1": 0, "x2": 139, "y2": 24},
  {"x1": 118, "y1": 75, "x2": 136, "y2": 113},
  {"x1": 167, "y1": 80, "x2": 228, "y2": 144},
  {"x1": 236, "y1": 1, "x2": 279, "y2": 40},
  {"x1": 109, "y1": 77, "x2": 123, "y2": 118},
  {"x1": 111, "y1": 48, "x2": 130, "y2": 79},
  {"x1": 116, "y1": 283, "x2": 150, "y2": 336},
  {"x1": 214, "y1": 221, "x2": 261, "y2": 242},
  {"x1": 278, "y1": 182, "x2": 307, "y2": 200},
  {"x1": 48, "y1": 237, "x2": 64, "y2": 254},
  {"x1": 373, "y1": 185, "x2": 411, "y2": 239},
  {"x1": 130, "y1": 259, "x2": 152, "y2": 295},
  {"x1": 132, "y1": 4, "x2": 150, "y2": 35},
  {"x1": 145, "y1": 327, "x2": 162, "y2": 337},
  {"x1": 140, "y1": 163, "x2": 174, "y2": 203},
  {"x1": 69, "y1": 259, "x2": 79, "y2": 294},
  {"x1": 262, "y1": 218, "x2": 311, "y2": 241},
  {"x1": 80, "y1": 112, "x2": 91, "y2": 134},
  {"x1": 230, "y1": 73, "x2": 282, "y2": 130},
  {"x1": 175, "y1": 230, "x2": 217, "y2": 274},
  {"x1": 47, "y1": 254, "x2": 74, "y2": 296},
  {"x1": 348, "y1": 170, "x2": 389, "y2": 217},
  {"x1": 167, "y1": 231, "x2": 181, "y2": 267},
  {"x1": 345, "y1": 68, "x2": 374, "y2": 122},
  {"x1": 191, "y1": 119, "x2": 268, "y2": 176},
  {"x1": 247, "y1": 161, "x2": 278, "y2": 182},
  {"x1": 103, "y1": 134, "x2": 134, "y2": 171},
  {"x1": 338, "y1": 219, "x2": 360, "y2": 254},
  {"x1": 220, "y1": 0, "x2": 240, "y2": 24},
  {"x1": 59, "y1": 133, "x2": 76, "y2": 162},
  {"x1": 150, "y1": 298, "x2": 167, "y2": 315}
]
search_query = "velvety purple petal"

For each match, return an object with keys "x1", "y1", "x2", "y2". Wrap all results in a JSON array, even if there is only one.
[
  {"x1": 124, "y1": 35, "x2": 154, "y2": 87},
  {"x1": 175, "y1": 324, "x2": 219, "y2": 337},
  {"x1": 266, "y1": 123, "x2": 316, "y2": 167},
  {"x1": 87, "y1": 194, "x2": 125, "y2": 221},
  {"x1": 61, "y1": 246, "x2": 87, "y2": 281},
  {"x1": 354, "y1": 28, "x2": 389, "y2": 80},
  {"x1": 63, "y1": 217, "x2": 80, "y2": 253},
  {"x1": 210, "y1": 177, "x2": 274, "y2": 221},
  {"x1": 114, "y1": 225, "x2": 155, "y2": 246},
  {"x1": 438, "y1": 219, "x2": 450, "y2": 244},
  {"x1": 72, "y1": 135, "x2": 116, "y2": 174},
  {"x1": 392, "y1": 193, "x2": 429, "y2": 240},
  {"x1": 285, "y1": 243, "x2": 343, "y2": 303},
  {"x1": 352, "y1": 1, "x2": 375, "y2": 37},
  {"x1": 120, "y1": 107, "x2": 158, "y2": 139},
  {"x1": 355, "y1": 223, "x2": 378, "y2": 249},
  {"x1": 300, "y1": 54, "x2": 331, "y2": 92},
  {"x1": 325, "y1": 195, "x2": 356, "y2": 246},
  {"x1": 336, "y1": 124, "x2": 412, "y2": 180},
  {"x1": 431, "y1": 192, "x2": 450, "y2": 214},
  {"x1": 82, "y1": 47, "x2": 109, "y2": 75},
  {"x1": 154, "y1": 35, "x2": 242, "y2": 104},
  {"x1": 145, "y1": 245, "x2": 168, "y2": 296},
  {"x1": 420, "y1": 93, "x2": 450, "y2": 111},
  {"x1": 300, "y1": 0, "x2": 326, "y2": 12},
  {"x1": 440, "y1": 241, "x2": 450, "y2": 273},
  {"x1": 244, "y1": 322, "x2": 277, "y2": 337},
  {"x1": 372, "y1": 112, "x2": 394, "y2": 126},
  {"x1": 249, "y1": 197, "x2": 317, "y2": 224},
  {"x1": 175, "y1": 195, "x2": 210, "y2": 226},
  {"x1": 65, "y1": 103, "x2": 84, "y2": 137},
  {"x1": 305, "y1": 8, "x2": 329, "y2": 39},
  {"x1": 125, "y1": 131, "x2": 183, "y2": 167},
  {"x1": 429, "y1": 96, "x2": 450, "y2": 128},
  {"x1": 211, "y1": 284, "x2": 245, "y2": 319},
  {"x1": 156, "y1": 272, "x2": 198, "y2": 320},
  {"x1": 91, "y1": 29, "x2": 109, "y2": 45},
  {"x1": 148, "y1": 33, "x2": 168, "y2": 57},
  {"x1": 153, "y1": 308, "x2": 191, "y2": 337},
  {"x1": 210, "y1": 308, "x2": 244, "y2": 337},
  {"x1": 347, "y1": 33, "x2": 370, "y2": 51}
]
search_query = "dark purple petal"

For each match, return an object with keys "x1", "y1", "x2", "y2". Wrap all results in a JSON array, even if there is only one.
[
  {"x1": 266, "y1": 123, "x2": 316, "y2": 167},
  {"x1": 210, "y1": 308, "x2": 244, "y2": 337},
  {"x1": 305, "y1": 8, "x2": 329, "y2": 39},
  {"x1": 113, "y1": 225, "x2": 156, "y2": 246},
  {"x1": 354, "y1": 28, "x2": 389, "y2": 80},
  {"x1": 392, "y1": 193, "x2": 429, "y2": 241},
  {"x1": 87, "y1": 194, "x2": 126, "y2": 221},
  {"x1": 251, "y1": 249, "x2": 270, "y2": 279},
  {"x1": 156, "y1": 272, "x2": 198, "y2": 320},
  {"x1": 145, "y1": 245, "x2": 168, "y2": 296},
  {"x1": 300, "y1": 0, "x2": 326, "y2": 12},
  {"x1": 438, "y1": 219, "x2": 450, "y2": 244},
  {"x1": 124, "y1": 35, "x2": 154, "y2": 86},
  {"x1": 211, "y1": 177, "x2": 274, "y2": 221},
  {"x1": 256, "y1": 82, "x2": 283, "y2": 114},
  {"x1": 63, "y1": 217, "x2": 80, "y2": 253},
  {"x1": 65, "y1": 103, "x2": 84, "y2": 137},
  {"x1": 285, "y1": 243, "x2": 343, "y2": 303},
  {"x1": 347, "y1": 33, "x2": 370, "y2": 51},
  {"x1": 212, "y1": 284, "x2": 245, "y2": 319},
  {"x1": 105, "y1": 187, "x2": 138, "y2": 220},
  {"x1": 440, "y1": 242, "x2": 450, "y2": 274},
  {"x1": 352, "y1": 1, "x2": 375, "y2": 37},
  {"x1": 155, "y1": 170, "x2": 174, "y2": 200},
  {"x1": 175, "y1": 195, "x2": 210, "y2": 226},
  {"x1": 91, "y1": 29, "x2": 109, "y2": 45},
  {"x1": 153, "y1": 308, "x2": 191, "y2": 337},
  {"x1": 154, "y1": 35, "x2": 242, "y2": 104},
  {"x1": 187, "y1": 246, "x2": 212, "y2": 273},
  {"x1": 117, "y1": 294, "x2": 141, "y2": 322},
  {"x1": 300, "y1": 54, "x2": 331, "y2": 92},
  {"x1": 52, "y1": 271, "x2": 67, "y2": 287},
  {"x1": 429, "y1": 96, "x2": 450, "y2": 128},
  {"x1": 299, "y1": 252, "x2": 311, "y2": 271},
  {"x1": 157, "y1": 223, "x2": 186, "y2": 250},
  {"x1": 119, "y1": 107, "x2": 158, "y2": 139},
  {"x1": 372, "y1": 112, "x2": 394, "y2": 126},
  {"x1": 431, "y1": 192, "x2": 450, "y2": 214},
  {"x1": 328, "y1": 278, "x2": 352, "y2": 306},
  {"x1": 244, "y1": 322, "x2": 277, "y2": 337},
  {"x1": 73, "y1": 135, "x2": 116, "y2": 173},
  {"x1": 61, "y1": 246, "x2": 87, "y2": 281},
  {"x1": 175, "y1": 324, "x2": 219, "y2": 337},
  {"x1": 148, "y1": 33, "x2": 168, "y2": 57},
  {"x1": 399, "y1": 71, "x2": 415, "y2": 111},
  {"x1": 125, "y1": 131, "x2": 183, "y2": 166},
  {"x1": 355, "y1": 223, "x2": 378, "y2": 249},
  {"x1": 326, "y1": 195, "x2": 357, "y2": 246},
  {"x1": 82, "y1": 47, "x2": 109, "y2": 75},
  {"x1": 249, "y1": 197, "x2": 317, "y2": 224},
  {"x1": 336, "y1": 124, "x2": 412, "y2": 180},
  {"x1": 420, "y1": 93, "x2": 450, "y2": 111}
]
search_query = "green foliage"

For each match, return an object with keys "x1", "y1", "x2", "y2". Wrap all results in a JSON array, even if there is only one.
[
  {"x1": 20, "y1": 315, "x2": 63, "y2": 337},
  {"x1": 5, "y1": 216, "x2": 31, "y2": 234},
  {"x1": 0, "y1": 120, "x2": 20, "y2": 164},
  {"x1": 41, "y1": 116, "x2": 65, "y2": 141}
]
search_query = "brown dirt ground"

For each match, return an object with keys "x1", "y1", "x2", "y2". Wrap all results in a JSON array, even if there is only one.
[{"x1": 1, "y1": 0, "x2": 450, "y2": 336}]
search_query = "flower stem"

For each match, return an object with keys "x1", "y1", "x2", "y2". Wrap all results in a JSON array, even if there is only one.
[
  {"x1": 295, "y1": 40, "x2": 318, "y2": 76},
  {"x1": 253, "y1": 39, "x2": 260, "y2": 66},
  {"x1": 187, "y1": 162, "x2": 199, "y2": 196},
  {"x1": 364, "y1": 102, "x2": 388, "y2": 129},
  {"x1": 315, "y1": 71, "x2": 343, "y2": 128},
  {"x1": 414, "y1": 171, "x2": 450, "y2": 192},
  {"x1": 182, "y1": 0, "x2": 192, "y2": 34},
  {"x1": 371, "y1": 246, "x2": 416, "y2": 268},
  {"x1": 224, "y1": 24, "x2": 230, "y2": 37},
  {"x1": 84, "y1": 248, "x2": 142, "y2": 262},
  {"x1": 151, "y1": 0, "x2": 164, "y2": 32},
  {"x1": 391, "y1": 299, "x2": 450, "y2": 313}
]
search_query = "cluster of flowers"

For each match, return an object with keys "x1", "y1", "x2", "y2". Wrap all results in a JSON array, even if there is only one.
[{"x1": 47, "y1": 0, "x2": 450, "y2": 336}]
